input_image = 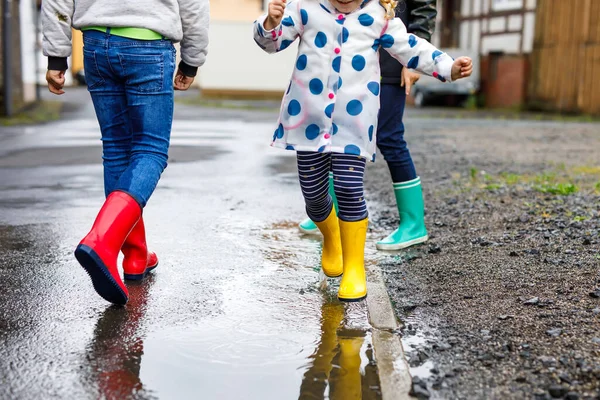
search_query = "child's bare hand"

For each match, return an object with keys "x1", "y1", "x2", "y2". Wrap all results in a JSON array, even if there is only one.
[
  {"x1": 174, "y1": 69, "x2": 195, "y2": 91},
  {"x1": 451, "y1": 57, "x2": 473, "y2": 81},
  {"x1": 46, "y1": 70, "x2": 66, "y2": 95},
  {"x1": 265, "y1": 0, "x2": 286, "y2": 31}
]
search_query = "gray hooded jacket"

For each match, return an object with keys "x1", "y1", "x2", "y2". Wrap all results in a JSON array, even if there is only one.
[{"x1": 42, "y1": 0, "x2": 209, "y2": 76}]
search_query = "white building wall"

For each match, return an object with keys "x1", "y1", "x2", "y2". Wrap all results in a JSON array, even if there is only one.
[
  {"x1": 481, "y1": 33, "x2": 521, "y2": 54},
  {"x1": 450, "y1": 0, "x2": 536, "y2": 55},
  {"x1": 522, "y1": 11, "x2": 536, "y2": 53},
  {"x1": 19, "y1": 0, "x2": 37, "y2": 102},
  {"x1": 198, "y1": 21, "x2": 297, "y2": 92}
]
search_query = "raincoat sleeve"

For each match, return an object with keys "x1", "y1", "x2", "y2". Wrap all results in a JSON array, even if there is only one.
[
  {"x1": 42, "y1": 0, "x2": 75, "y2": 71},
  {"x1": 381, "y1": 17, "x2": 454, "y2": 83},
  {"x1": 253, "y1": 0, "x2": 303, "y2": 54}
]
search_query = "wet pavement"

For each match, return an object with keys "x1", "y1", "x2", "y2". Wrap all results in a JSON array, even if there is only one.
[{"x1": 0, "y1": 89, "x2": 381, "y2": 400}]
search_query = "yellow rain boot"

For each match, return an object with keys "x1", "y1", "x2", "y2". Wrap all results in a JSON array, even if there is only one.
[
  {"x1": 314, "y1": 208, "x2": 344, "y2": 278},
  {"x1": 338, "y1": 218, "x2": 368, "y2": 301}
]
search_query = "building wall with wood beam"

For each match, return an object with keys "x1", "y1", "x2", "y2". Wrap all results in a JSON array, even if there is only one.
[{"x1": 528, "y1": 0, "x2": 600, "y2": 115}]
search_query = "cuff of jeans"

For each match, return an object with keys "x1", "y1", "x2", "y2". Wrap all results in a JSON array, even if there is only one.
[
  {"x1": 48, "y1": 56, "x2": 68, "y2": 71},
  {"x1": 178, "y1": 61, "x2": 198, "y2": 77}
]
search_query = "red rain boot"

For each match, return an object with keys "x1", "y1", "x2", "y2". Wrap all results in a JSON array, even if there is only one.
[
  {"x1": 75, "y1": 191, "x2": 141, "y2": 305},
  {"x1": 122, "y1": 217, "x2": 159, "y2": 281}
]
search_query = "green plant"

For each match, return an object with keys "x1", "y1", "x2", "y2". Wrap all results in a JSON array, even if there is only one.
[
  {"x1": 470, "y1": 167, "x2": 478, "y2": 181},
  {"x1": 485, "y1": 183, "x2": 503, "y2": 191},
  {"x1": 534, "y1": 182, "x2": 578, "y2": 195}
]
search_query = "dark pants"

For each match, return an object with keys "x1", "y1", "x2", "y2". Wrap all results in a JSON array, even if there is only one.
[
  {"x1": 297, "y1": 152, "x2": 368, "y2": 222},
  {"x1": 377, "y1": 84, "x2": 417, "y2": 183},
  {"x1": 83, "y1": 29, "x2": 176, "y2": 207}
]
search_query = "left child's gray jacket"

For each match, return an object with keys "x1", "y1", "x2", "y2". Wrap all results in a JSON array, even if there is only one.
[{"x1": 41, "y1": 0, "x2": 209, "y2": 76}]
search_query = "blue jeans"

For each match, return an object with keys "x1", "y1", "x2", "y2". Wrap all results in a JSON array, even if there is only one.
[
  {"x1": 376, "y1": 84, "x2": 417, "y2": 183},
  {"x1": 83, "y1": 30, "x2": 176, "y2": 207}
]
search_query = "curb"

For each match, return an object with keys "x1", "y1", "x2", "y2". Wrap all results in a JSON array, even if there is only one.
[{"x1": 366, "y1": 264, "x2": 413, "y2": 400}]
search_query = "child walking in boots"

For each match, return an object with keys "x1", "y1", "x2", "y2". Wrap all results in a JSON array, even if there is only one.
[
  {"x1": 42, "y1": 0, "x2": 209, "y2": 305},
  {"x1": 254, "y1": 0, "x2": 472, "y2": 301}
]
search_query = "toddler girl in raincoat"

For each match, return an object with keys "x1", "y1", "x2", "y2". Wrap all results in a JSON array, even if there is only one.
[{"x1": 254, "y1": 0, "x2": 472, "y2": 301}]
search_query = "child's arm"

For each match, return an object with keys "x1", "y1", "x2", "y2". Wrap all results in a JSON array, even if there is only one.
[
  {"x1": 381, "y1": 17, "x2": 471, "y2": 82},
  {"x1": 254, "y1": 0, "x2": 303, "y2": 54}
]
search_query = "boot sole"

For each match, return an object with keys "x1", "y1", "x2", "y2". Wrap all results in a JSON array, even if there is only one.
[
  {"x1": 299, "y1": 226, "x2": 320, "y2": 235},
  {"x1": 324, "y1": 271, "x2": 343, "y2": 278},
  {"x1": 376, "y1": 235, "x2": 429, "y2": 251},
  {"x1": 75, "y1": 244, "x2": 128, "y2": 306},
  {"x1": 338, "y1": 294, "x2": 367, "y2": 302},
  {"x1": 124, "y1": 263, "x2": 159, "y2": 281}
]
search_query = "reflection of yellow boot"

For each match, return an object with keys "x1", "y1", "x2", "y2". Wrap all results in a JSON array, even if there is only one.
[
  {"x1": 331, "y1": 336, "x2": 364, "y2": 400},
  {"x1": 298, "y1": 302, "x2": 345, "y2": 397},
  {"x1": 338, "y1": 218, "x2": 368, "y2": 301},
  {"x1": 314, "y1": 208, "x2": 343, "y2": 277}
]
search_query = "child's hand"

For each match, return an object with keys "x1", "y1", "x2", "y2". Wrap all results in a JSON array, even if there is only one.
[
  {"x1": 451, "y1": 57, "x2": 473, "y2": 81},
  {"x1": 46, "y1": 70, "x2": 66, "y2": 95},
  {"x1": 265, "y1": 0, "x2": 286, "y2": 31},
  {"x1": 174, "y1": 69, "x2": 195, "y2": 91}
]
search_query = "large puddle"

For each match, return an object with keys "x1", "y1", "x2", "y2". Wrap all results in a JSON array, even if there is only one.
[
  {"x1": 81, "y1": 222, "x2": 382, "y2": 400},
  {"x1": 0, "y1": 116, "x2": 384, "y2": 399}
]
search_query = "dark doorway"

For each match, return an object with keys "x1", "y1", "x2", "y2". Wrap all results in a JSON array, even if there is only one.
[{"x1": 440, "y1": 0, "x2": 461, "y2": 48}]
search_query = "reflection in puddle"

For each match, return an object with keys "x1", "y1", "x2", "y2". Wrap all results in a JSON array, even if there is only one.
[
  {"x1": 261, "y1": 221, "x2": 382, "y2": 400},
  {"x1": 298, "y1": 300, "x2": 381, "y2": 400},
  {"x1": 79, "y1": 219, "x2": 382, "y2": 399},
  {"x1": 84, "y1": 278, "x2": 157, "y2": 399}
]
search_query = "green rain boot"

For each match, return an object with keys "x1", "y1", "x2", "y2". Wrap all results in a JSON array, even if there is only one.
[
  {"x1": 376, "y1": 177, "x2": 429, "y2": 251},
  {"x1": 298, "y1": 172, "x2": 338, "y2": 235}
]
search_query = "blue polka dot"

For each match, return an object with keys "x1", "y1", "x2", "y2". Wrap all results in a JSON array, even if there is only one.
[
  {"x1": 332, "y1": 123, "x2": 338, "y2": 135},
  {"x1": 342, "y1": 28, "x2": 349, "y2": 43},
  {"x1": 432, "y1": 50, "x2": 443, "y2": 60},
  {"x1": 332, "y1": 56, "x2": 341, "y2": 73},
  {"x1": 358, "y1": 14, "x2": 374, "y2": 26},
  {"x1": 352, "y1": 55, "x2": 366, "y2": 71},
  {"x1": 344, "y1": 145, "x2": 361, "y2": 155},
  {"x1": 277, "y1": 124, "x2": 285, "y2": 138},
  {"x1": 309, "y1": 78, "x2": 323, "y2": 95},
  {"x1": 286, "y1": 145, "x2": 295, "y2": 150},
  {"x1": 286, "y1": 82, "x2": 291, "y2": 95},
  {"x1": 408, "y1": 35, "x2": 417, "y2": 48},
  {"x1": 273, "y1": 124, "x2": 284, "y2": 140},
  {"x1": 320, "y1": 4, "x2": 331, "y2": 13},
  {"x1": 346, "y1": 100, "x2": 363, "y2": 116},
  {"x1": 367, "y1": 81, "x2": 379, "y2": 95},
  {"x1": 315, "y1": 32, "x2": 327, "y2": 48},
  {"x1": 372, "y1": 153, "x2": 376, "y2": 161},
  {"x1": 301, "y1": 9, "x2": 308, "y2": 25},
  {"x1": 282, "y1": 16, "x2": 295, "y2": 27},
  {"x1": 338, "y1": 77, "x2": 343, "y2": 89},
  {"x1": 380, "y1": 34, "x2": 394, "y2": 48},
  {"x1": 325, "y1": 104, "x2": 335, "y2": 118},
  {"x1": 305, "y1": 124, "x2": 320, "y2": 140},
  {"x1": 368, "y1": 125, "x2": 374, "y2": 141},
  {"x1": 318, "y1": 145, "x2": 327, "y2": 153},
  {"x1": 336, "y1": 17, "x2": 345, "y2": 25},
  {"x1": 296, "y1": 54, "x2": 307, "y2": 70},
  {"x1": 280, "y1": 40, "x2": 293, "y2": 51},
  {"x1": 257, "y1": 23, "x2": 264, "y2": 37},
  {"x1": 288, "y1": 100, "x2": 301, "y2": 116},
  {"x1": 407, "y1": 56, "x2": 419, "y2": 69}
]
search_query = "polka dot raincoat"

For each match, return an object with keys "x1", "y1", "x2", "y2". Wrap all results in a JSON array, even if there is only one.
[{"x1": 254, "y1": 0, "x2": 454, "y2": 161}]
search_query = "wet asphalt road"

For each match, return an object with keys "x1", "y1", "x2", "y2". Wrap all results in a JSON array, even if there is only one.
[{"x1": 0, "y1": 89, "x2": 380, "y2": 400}]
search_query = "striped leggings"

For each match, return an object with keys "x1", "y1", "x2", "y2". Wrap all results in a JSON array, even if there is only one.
[{"x1": 297, "y1": 151, "x2": 368, "y2": 222}]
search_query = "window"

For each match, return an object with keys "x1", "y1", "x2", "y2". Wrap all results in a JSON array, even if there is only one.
[{"x1": 492, "y1": 0, "x2": 523, "y2": 11}]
